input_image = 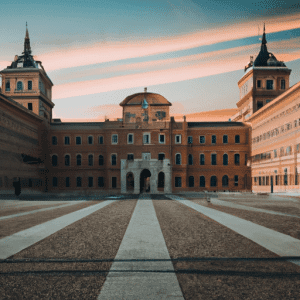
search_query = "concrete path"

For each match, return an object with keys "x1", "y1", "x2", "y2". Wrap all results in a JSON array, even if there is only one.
[
  {"x1": 167, "y1": 195, "x2": 300, "y2": 267},
  {"x1": 98, "y1": 194, "x2": 184, "y2": 300},
  {"x1": 0, "y1": 202, "x2": 83, "y2": 221},
  {"x1": 0, "y1": 200, "x2": 118, "y2": 259}
]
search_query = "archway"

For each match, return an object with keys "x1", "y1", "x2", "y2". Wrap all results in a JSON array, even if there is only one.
[
  {"x1": 126, "y1": 172, "x2": 134, "y2": 192},
  {"x1": 158, "y1": 172, "x2": 165, "y2": 191},
  {"x1": 140, "y1": 169, "x2": 151, "y2": 193}
]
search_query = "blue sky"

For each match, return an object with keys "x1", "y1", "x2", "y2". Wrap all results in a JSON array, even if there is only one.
[{"x1": 1, "y1": 0, "x2": 300, "y2": 120}]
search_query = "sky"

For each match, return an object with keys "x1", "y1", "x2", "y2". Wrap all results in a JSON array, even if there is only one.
[{"x1": 1, "y1": 0, "x2": 300, "y2": 121}]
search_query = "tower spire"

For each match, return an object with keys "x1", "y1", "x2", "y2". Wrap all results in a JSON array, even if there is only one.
[
  {"x1": 23, "y1": 22, "x2": 31, "y2": 55},
  {"x1": 261, "y1": 22, "x2": 267, "y2": 45}
]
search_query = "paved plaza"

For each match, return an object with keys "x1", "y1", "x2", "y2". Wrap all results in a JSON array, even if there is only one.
[{"x1": 0, "y1": 193, "x2": 300, "y2": 299}]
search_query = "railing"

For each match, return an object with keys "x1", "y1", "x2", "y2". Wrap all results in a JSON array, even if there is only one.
[{"x1": 14, "y1": 89, "x2": 37, "y2": 93}]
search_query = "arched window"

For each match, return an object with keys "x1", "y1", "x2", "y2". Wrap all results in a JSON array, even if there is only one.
[
  {"x1": 175, "y1": 153, "x2": 181, "y2": 165},
  {"x1": 76, "y1": 154, "x2": 81, "y2": 166},
  {"x1": 111, "y1": 154, "x2": 117, "y2": 166},
  {"x1": 210, "y1": 176, "x2": 217, "y2": 187},
  {"x1": 189, "y1": 176, "x2": 194, "y2": 187},
  {"x1": 99, "y1": 155, "x2": 104, "y2": 166},
  {"x1": 223, "y1": 154, "x2": 228, "y2": 165},
  {"x1": 17, "y1": 81, "x2": 23, "y2": 90},
  {"x1": 52, "y1": 155, "x2": 58, "y2": 167},
  {"x1": 234, "y1": 154, "x2": 240, "y2": 165},
  {"x1": 200, "y1": 176, "x2": 205, "y2": 187},
  {"x1": 188, "y1": 154, "x2": 193, "y2": 165},
  {"x1": 200, "y1": 154, "x2": 205, "y2": 165},
  {"x1": 222, "y1": 175, "x2": 229, "y2": 187},
  {"x1": 88, "y1": 154, "x2": 93, "y2": 166},
  {"x1": 65, "y1": 154, "x2": 70, "y2": 166}
]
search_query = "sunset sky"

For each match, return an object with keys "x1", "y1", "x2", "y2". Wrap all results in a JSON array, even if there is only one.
[{"x1": 1, "y1": 0, "x2": 300, "y2": 120}]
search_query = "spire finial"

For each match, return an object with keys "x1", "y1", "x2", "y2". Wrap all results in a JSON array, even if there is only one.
[
  {"x1": 261, "y1": 23, "x2": 267, "y2": 45},
  {"x1": 23, "y1": 22, "x2": 31, "y2": 55},
  {"x1": 25, "y1": 22, "x2": 29, "y2": 39}
]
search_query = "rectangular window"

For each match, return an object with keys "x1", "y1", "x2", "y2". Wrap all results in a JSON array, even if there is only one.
[
  {"x1": 98, "y1": 177, "x2": 104, "y2": 187},
  {"x1": 112, "y1": 134, "x2": 118, "y2": 144},
  {"x1": 245, "y1": 154, "x2": 248, "y2": 166},
  {"x1": 281, "y1": 79, "x2": 285, "y2": 89},
  {"x1": 98, "y1": 136, "x2": 104, "y2": 144},
  {"x1": 235, "y1": 135, "x2": 240, "y2": 144},
  {"x1": 5, "y1": 81, "x2": 10, "y2": 92},
  {"x1": 266, "y1": 80, "x2": 273, "y2": 90},
  {"x1": 64, "y1": 136, "x2": 70, "y2": 145},
  {"x1": 211, "y1": 135, "x2": 216, "y2": 144},
  {"x1": 159, "y1": 134, "x2": 165, "y2": 143},
  {"x1": 200, "y1": 154, "x2": 205, "y2": 165},
  {"x1": 111, "y1": 154, "x2": 117, "y2": 165},
  {"x1": 257, "y1": 101, "x2": 263, "y2": 110},
  {"x1": 76, "y1": 136, "x2": 81, "y2": 145},
  {"x1": 28, "y1": 103, "x2": 33, "y2": 111},
  {"x1": 234, "y1": 175, "x2": 239, "y2": 186},
  {"x1": 274, "y1": 149, "x2": 277, "y2": 158},
  {"x1": 143, "y1": 133, "x2": 150, "y2": 144},
  {"x1": 266, "y1": 99, "x2": 272, "y2": 104},
  {"x1": 257, "y1": 80, "x2": 261, "y2": 88},
  {"x1": 88, "y1": 155, "x2": 93, "y2": 166},
  {"x1": 188, "y1": 136, "x2": 193, "y2": 144},
  {"x1": 175, "y1": 177, "x2": 181, "y2": 187},
  {"x1": 52, "y1": 177, "x2": 58, "y2": 187},
  {"x1": 175, "y1": 135, "x2": 181, "y2": 144},
  {"x1": 88, "y1": 177, "x2": 93, "y2": 187},
  {"x1": 76, "y1": 177, "x2": 82, "y2": 187},
  {"x1": 52, "y1": 136, "x2": 57, "y2": 145},
  {"x1": 127, "y1": 154, "x2": 134, "y2": 161},
  {"x1": 199, "y1": 136, "x2": 205, "y2": 144},
  {"x1": 128, "y1": 134, "x2": 133, "y2": 144},
  {"x1": 211, "y1": 154, "x2": 217, "y2": 165},
  {"x1": 223, "y1": 135, "x2": 228, "y2": 144},
  {"x1": 112, "y1": 177, "x2": 117, "y2": 188},
  {"x1": 158, "y1": 153, "x2": 165, "y2": 160},
  {"x1": 66, "y1": 177, "x2": 70, "y2": 187},
  {"x1": 28, "y1": 81, "x2": 32, "y2": 90},
  {"x1": 88, "y1": 136, "x2": 93, "y2": 144}
]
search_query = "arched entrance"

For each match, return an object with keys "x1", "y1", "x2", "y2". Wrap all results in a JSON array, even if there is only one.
[
  {"x1": 126, "y1": 172, "x2": 134, "y2": 192},
  {"x1": 140, "y1": 169, "x2": 151, "y2": 193},
  {"x1": 158, "y1": 172, "x2": 165, "y2": 191}
]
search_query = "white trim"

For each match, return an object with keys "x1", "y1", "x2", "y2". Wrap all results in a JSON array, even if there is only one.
[
  {"x1": 175, "y1": 153, "x2": 181, "y2": 165},
  {"x1": 159, "y1": 133, "x2": 165, "y2": 144},
  {"x1": 127, "y1": 133, "x2": 134, "y2": 144},
  {"x1": 175, "y1": 134, "x2": 181, "y2": 144},
  {"x1": 111, "y1": 134, "x2": 118, "y2": 145},
  {"x1": 143, "y1": 132, "x2": 151, "y2": 144}
]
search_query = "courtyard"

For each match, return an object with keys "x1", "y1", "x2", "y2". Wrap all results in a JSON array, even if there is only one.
[{"x1": 0, "y1": 192, "x2": 300, "y2": 299}]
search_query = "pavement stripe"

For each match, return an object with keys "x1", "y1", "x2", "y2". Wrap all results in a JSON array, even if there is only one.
[
  {"x1": 0, "y1": 202, "x2": 83, "y2": 221},
  {"x1": 97, "y1": 196, "x2": 184, "y2": 300},
  {"x1": 0, "y1": 200, "x2": 118, "y2": 259},
  {"x1": 167, "y1": 195, "x2": 300, "y2": 267}
]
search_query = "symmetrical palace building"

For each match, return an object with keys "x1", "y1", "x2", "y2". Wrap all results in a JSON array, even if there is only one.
[{"x1": 0, "y1": 26, "x2": 299, "y2": 194}]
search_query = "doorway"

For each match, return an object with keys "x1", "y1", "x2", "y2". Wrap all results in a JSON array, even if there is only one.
[{"x1": 140, "y1": 169, "x2": 151, "y2": 193}]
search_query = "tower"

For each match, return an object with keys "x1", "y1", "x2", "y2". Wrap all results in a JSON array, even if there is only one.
[
  {"x1": 233, "y1": 25, "x2": 291, "y2": 121},
  {"x1": 0, "y1": 24, "x2": 54, "y2": 121}
]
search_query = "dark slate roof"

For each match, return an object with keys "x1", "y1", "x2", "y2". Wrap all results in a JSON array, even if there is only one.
[
  {"x1": 188, "y1": 122, "x2": 247, "y2": 128},
  {"x1": 120, "y1": 92, "x2": 172, "y2": 106}
]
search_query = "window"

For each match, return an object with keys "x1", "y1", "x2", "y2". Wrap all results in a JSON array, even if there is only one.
[
  {"x1": 28, "y1": 81, "x2": 32, "y2": 90},
  {"x1": 143, "y1": 133, "x2": 150, "y2": 144},
  {"x1": 112, "y1": 177, "x2": 117, "y2": 188},
  {"x1": 28, "y1": 103, "x2": 33, "y2": 110},
  {"x1": 223, "y1": 135, "x2": 228, "y2": 144},
  {"x1": 65, "y1": 177, "x2": 70, "y2": 187},
  {"x1": 200, "y1": 136, "x2": 205, "y2": 144},
  {"x1": 64, "y1": 136, "x2": 70, "y2": 145},
  {"x1": 175, "y1": 135, "x2": 181, "y2": 144},
  {"x1": 200, "y1": 154, "x2": 205, "y2": 165},
  {"x1": 245, "y1": 154, "x2": 248, "y2": 166},
  {"x1": 99, "y1": 155, "x2": 104, "y2": 166},
  {"x1": 257, "y1": 80, "x2": 261, "y2": 88},
  {"x1": 266, "y1": 80, "x2": 273, "y2": 90},
  {"x1": 188, "y1": 154, "x2": 193, "y2": 165},
  {"x1": 189, "y1": 176, "x2": 194, "y2": 187},
  {"x1": 98, "y1": 136, "x2": 104, "y2": 144},
  {"x1": 284, "y1": 169, "x2": 288, "y2": 185},
  {"x1": 257, "y1": 101, "x2": 263, "y2": 110},
  {"x1": 234, "y1": 175, "x2": 239, "y2": 186},
  {"x1": 112, "y1": 134, "x2": 118, "y2": 144},
  {"x1": 88, "y1": 154, "x2": 93, "y2": 166},
  {"x1": 211, "y1": 154, "x2": 217, "y2": 165},
  {"x1": 159, "y1": 134, "x2": 165, "y2": 144},
  {"x1": 266, "y1": 99, "x2": 272, "y2": 104},
  {"x1": 223, "y1": 154, "x2": 228, "y2": 165},
  {"x1": 234, "y1": 154, "x2": 240, "y2": 165},
  {"x1": 128, "y1": 134, "x2": 133, "y2": 144},
  {"x1": 76, "y1": 177, "x2": 82, "y2": 187},
  {"x1": 274, "y1": 149, "x2": 277, "y2": 158},
  {"x1": 235, "y1": 135, "x2": 240, "y2": 144},
  {"x1": 188, "y1": 136, "x2": 193, "y2": 144},
  {"x1": 52, "y1": 136, "x2": 57, "y2": 145},
  {"x1": 286, "y1": 146, "x2": 291, "y2": 155},
  {"x1": 211, "y1": 135, "x2": 216, "y2": 144},
  {"x1": 52, "y1": 155, "x2": 58, "y2": 167},
  {"x1": 280, "y1": 147, "x2": 284, "y2": 156},
  {"x1": 111, "y1": 154, "x2": 117, "y2": 166},
  {"x1": 175, "y1": 177, "x2": 181, "y2": 187},
  {"x1": 65, "y1": 154, "x2": 70, "y2": 166},
  {"x1": 210, "y1": 176, "x2": 217, "y2": 187},
  {"x1": 281, "y1": 79, "x2": 285, "y2": 89},
  {"x1": 76, "y1": 154, "x2": 81, "y2": 166},
  {"x1": 98, "y1": 177, "x2": 104, "y2": 187},
  {"x1": 127, "y1": 154, "x2": 134, "y2": 161},
  {"x1": 158, "y1": 153, "x2": 165, "y2": 160},
  {"x1": 88, "y1": 136, "x2": 93, "y2": 145},
  {"x1": 222, "y1": 175, "x2": 229, "y2": 187},
  {"x1": 175, "y1": 153, "x2": 181, "y2": 165},
  {"x1": 76, "y1": 136, "x2": 82, "y2": 145},
  {"x1": 52, "y1": 177, "x2": 58, "y2": 187},
  {"x1": 88, "y1": 177, "x2": 93, "y2": 187},
  {"x1": 200, "y1": 176, "x2": 205, "y2": 187},
  {"x1": 5, "y1": 81, "x2": 10, "y2": 91},
  {"x1": 17, "y1": 81, "x2": 23, "y2": 90}
]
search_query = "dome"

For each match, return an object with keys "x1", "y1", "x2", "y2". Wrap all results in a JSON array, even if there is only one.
[{"x1": 120, "y1": 92, "x2": 172, "y2": 107}]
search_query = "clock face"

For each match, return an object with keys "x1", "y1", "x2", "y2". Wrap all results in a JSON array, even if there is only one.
[{"x1": 14, "y1": 55, "x2": 18, "y2": 62}]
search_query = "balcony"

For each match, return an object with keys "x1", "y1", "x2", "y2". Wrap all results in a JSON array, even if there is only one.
[{"x1": 14, "y1": 89, "x2": 37, "y2": 94}]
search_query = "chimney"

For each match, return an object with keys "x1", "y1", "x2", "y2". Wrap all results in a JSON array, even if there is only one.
[{"x1": 144, "y1": 87, "x2": 147, "y2": 93}]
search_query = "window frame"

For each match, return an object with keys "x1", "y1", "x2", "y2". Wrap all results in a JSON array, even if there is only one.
[
  {"x1": 200, "y1": 176, "x2": 205, "y2": 187},
  {"x1": 64, "y1": 154, "x2": 70, "y2": 166},
  {"x1": 280, "y1": 79, "x2": 286, "y2": 90},
  {"x1": 88, "y1": 135, "x2": 93, "y2": 145},
  {"x1": 188, "y1": 154, "x2": 193, "y2": 165},
  {"x1": 28, "y1": 80, "x2": 32, "y2": 90},
  {"x1": 199, "y1": 135, "x2": 205, "y2": 144},
  {"x1": 158, "y1": 153, "x2": 165, "y2": 160},
  {"x1": 88, "y1": 154, "x2": 94, "y2": 166},
  {"x1": 188, "y1": 136, "x2": 193, "y2": 144},
  {"x1": 76, "y1": 154, "x2": 82, "y2": 166},
  {"x1": 211, "y1": 135, "x2": 216, "y2": 144},
  {"x1": 200, "y1": 153, "x2": 205, "y2": 165},
  {"x1": 175, "y1": 134, "x2": 181, "y2": 144},
  {"x1": 175, "y1": 177, "x2": 182, "y2": 187},
  {"x1": 127, "y1": 133, "x2": 134, "y2": 144},
  {"x1": 111, "y1": 134, "x2": 118, "y2": 145},
  {"x1": 75, "y1": 136, "x2": 82, "y2": 145},
  {"x1": 64, "y1": 136, "x2": 70, "y2": 145},
  {"x1": 235, "y1": 135, "x2": 240, "y2": 144},
  {"x1": 127, "y1": 153, "x2": 134, "y2": 161},
  {"x1": 143, "y1": 133, "x2": 150, "y2": 144},
  {"x1": 76, "y1": 177, "x2": 82, "y2": 187},
  {"x1": 52, "y1": 136, "x2": 57, "y2": 146},
  {"x1": 98, "y1": 136, "x2": 104, "y2": 144},
  {"x1": 111, "y1": 153, "x2": 117, "y2": 166},
  {"x1": 159, "y1": 133, "x2": 165, "y2": 144},
  {"x1": 51, "y1": 154, "x2": 58, "y2": 167},
  {"x1": 223, "y1": 153, "x2": 228, "y2": 166},
  {"x1": 211, "y1": 153, "x2": 217, "y2": 165},
  {"x1": 266, "y1": 79, "x2": 274, "y2": 90},
  {"x1": 175, "y1": 153, "x2": 181, "y2": 165},
  {"x1": 223, "y1": 135, "x2": 228, "y2": 144}
]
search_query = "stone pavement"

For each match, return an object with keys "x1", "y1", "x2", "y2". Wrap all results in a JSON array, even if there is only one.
[{"x1": 98, "y1": 194, "x2": 184, "y2": 300}]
